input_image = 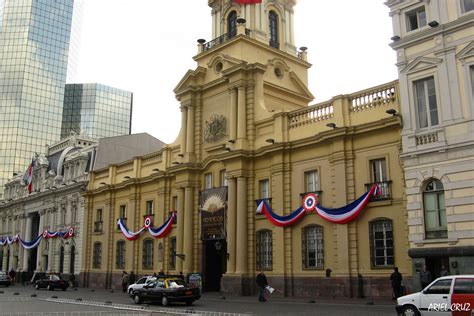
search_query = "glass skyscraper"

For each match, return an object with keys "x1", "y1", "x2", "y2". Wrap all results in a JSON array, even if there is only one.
[
  {"x1": 0, "y1": 0, "x2": 75, "y2": 198},
  {"x1": 61, "y1": 83, "x2": 132, "y2": 139}
]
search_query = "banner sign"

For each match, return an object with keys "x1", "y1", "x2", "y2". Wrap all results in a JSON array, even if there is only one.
[{"x1": 200, "y1": 187, "x2": 227, "y2": 240}]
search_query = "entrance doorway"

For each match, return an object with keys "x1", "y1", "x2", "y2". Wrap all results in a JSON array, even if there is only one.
[
  {"x1": 203, "y1": 240, "x2": 227, "y2": 292},
  {"x1": 425, "y1": 257, "x2": 449, "y2": 279}
]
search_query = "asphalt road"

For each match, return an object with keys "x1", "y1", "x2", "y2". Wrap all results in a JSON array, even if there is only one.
[{"x1": 0, "y1": 284, "x2": 397, "y2": 316}]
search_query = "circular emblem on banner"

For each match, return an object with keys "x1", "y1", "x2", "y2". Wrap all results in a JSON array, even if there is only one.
[
  {"x1": 42, "y1": 230, "x2": 48, "y2": 238},
  {"x1": 68, "y1": 227, "x2": 74, "y2": 237},
  {"x1": 302, "y1": 193, "x2": 317, "y2": 212},
  {"x1": 144, "y1": 216, "x2": 152, "y2": 229}
]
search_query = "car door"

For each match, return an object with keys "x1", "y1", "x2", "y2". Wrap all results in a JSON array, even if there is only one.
[
  {"x1": 419, "y1": 278, "x2": 452, "y2": 316},
  {"x1": 451, "y1": 277, "x2": 474, "y2": 316}
]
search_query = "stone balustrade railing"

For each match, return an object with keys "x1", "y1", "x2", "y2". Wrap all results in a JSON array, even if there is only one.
[
  {"x1": 349, "y1": 82, "x2": 397, "y2": 113},
  {"x1": 288, "y1": 102, "x2": 334, "y2": 129},
  {"x1": 416, "y1": 132, "x2": 438, "y2": 145}
]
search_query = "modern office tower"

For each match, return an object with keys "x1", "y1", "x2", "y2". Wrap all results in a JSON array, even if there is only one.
[
  {"x1": 0, "y1": 0, "x2": 75, "y2": 198},
  {"x1": 61, "y1": 83, "x2": 133, "y2": 139}
]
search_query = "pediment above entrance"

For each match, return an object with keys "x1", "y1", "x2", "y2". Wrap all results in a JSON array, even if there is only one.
[
  {"x1": 456, "y1": 41, "x2": 474, "y2": 61},
  {"x1": 401, "y1": 56, "x2": 443, "y2": 74}
]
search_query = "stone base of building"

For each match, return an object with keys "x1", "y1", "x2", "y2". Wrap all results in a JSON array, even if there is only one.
[{"x1": 222, "y1": 274, "x2": 402, "y2": 298}]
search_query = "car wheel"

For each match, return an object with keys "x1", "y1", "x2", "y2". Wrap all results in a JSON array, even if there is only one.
[
  {"x1": 35, "y1": 284, "x2": 40, "y2": 290},
  {"x1": 47, "y1": 285, "x2": 53, "y2": 291},
  {"x1": 185, "y1": 300, "x2": 194, "y2": 306},
  {"x1": 134, "y1": 294, "x2": 141, "y2": 304},
  {"x1": 401, "y1": 305, "x2": 420, "y2": 316},
  {"x1": 161, "y1": 296, "x2": 168, "y2": 306}
]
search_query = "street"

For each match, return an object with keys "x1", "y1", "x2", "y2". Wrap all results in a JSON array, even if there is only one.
[{"x1": 0, "y1": 284, "x2": 397, "y2": 315}]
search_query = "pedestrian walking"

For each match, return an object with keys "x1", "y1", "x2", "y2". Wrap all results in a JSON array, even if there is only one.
[
  {"x1": 256, "y1": 270, "x2": 268, "y2": 302},
  {"x1": 129, "y1": 271, "x2": 136, "y2": 285},
  {"x1": 390, "y1": 267, "x2": 403, "y2": 299},
  {"x1": 121, "y1": 271, "x2": 129, "y2": 293},
  {"x1": 420, "y1": 265, "x2": 432, "y2": 289},
  {"x1": 440, "y1": 264, "x2": 449, "y2": 277},
  {"x1": 8, "y1": 268, "x2": 16, "y2": 284}
]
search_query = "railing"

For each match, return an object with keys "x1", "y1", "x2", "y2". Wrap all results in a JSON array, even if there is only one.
[
  {"x1": 93, "y1": 221, "x2": 103, "y2": 233},
  {"x1": 349, "y1": 83, "x2": 397, "y2": 113},
  {"x1": 288, "y1": 102, "x2": 334, "y2": 129},
  {"x1": 255, "y1": 197, "x2": 272, "y2": 209},
  {"x1": 366, "y1": 181, "x2": 392, "y2": 201},
  {"x1": 416, "y1": 132, "x2": 438, "y2": 145},
  {"x1": 203, "y1": 29, "x2": 251, "y2": 52}
]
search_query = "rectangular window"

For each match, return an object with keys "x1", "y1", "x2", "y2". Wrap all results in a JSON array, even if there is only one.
[
  {"x1": 406, "y1": 6, "x2": 427, "y2": 31},
  {"x1": 370, "y1": 220, "x2": 394, "y2": 267},
  {"x1": 414, "y1": 77, "x2": 438, "y2": 128},
  {"x1": 462, "y1": 0, "x2": 474, "y2": 13},
  {"x1": 93, "y1": 242, "x2": 102, "y2": 269},
  {"x1": 205, "y1": 173, "x2": 213, "y2": 189},
  {"x1": 119, "y1": 205, "x2": 126, "y2": 219},
  {"x1": 116, "y1": 241, "x2": 125, "y2": 269},
  {"x1": 220, "y1": 170, "x2": 227, "y2": 187},
  {"x1": 169, "y1": 237, "x2": 176, "y2": 270},
  {"x1": 259, "y1": 179, "x2": 270, "y2": 199},
  {"x1": 256, "y1": 230, "x2": 273, "y2": 270},
  {"x1": 146, "y1": 200, "x2": 153, "y2": 215},
  {"x1": 96, "y1": 209, "x2": 103, "y2": 222},
  {"x1": 172, "y1": 196, "x2": 178, "y2": 211},
  {"x1": 302, "y1": 226, "x2": 324, "y2": 269},
  {"x1": 142, "y1": 239, "x2": 153, "y2": 270},
  {"x1": 368, "y1": 158, "x2": 391, "y2": 200},
  {"x1": 94, "y1": 209, "x2": 103, "y2": 233},
  {"x1": 305, "y1": 170, "x2": 319, "y2": 192}
]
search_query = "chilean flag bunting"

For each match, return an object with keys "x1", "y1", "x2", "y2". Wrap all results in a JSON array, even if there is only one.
[
  {"x1": 117, "y1": 212, "x2": 176, "y2": 241},
  {"x1": 256, "y1": 184, "x2": 380, "y2": 226}
]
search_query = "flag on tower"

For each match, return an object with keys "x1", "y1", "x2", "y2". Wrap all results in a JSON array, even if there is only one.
[
  {"x1": 23, "y1": 157, "x2": 35, "y2": 194},
  {"x1": 234, "y1": 0, "x2": 262, "y2": 5}
]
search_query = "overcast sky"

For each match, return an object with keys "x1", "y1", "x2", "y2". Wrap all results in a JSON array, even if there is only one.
[{"x1": 75, "y1": 0, "x2": 397, "y2": 144}]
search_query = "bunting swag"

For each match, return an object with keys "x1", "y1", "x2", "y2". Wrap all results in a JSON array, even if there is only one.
[
  {"x1": 0, "y1": 227, "x2": 75, "y2": 248},
  {"x1": 256, "y1": 185, "x2": 380, "y2": 226},
  {"x1": 315, "y1": 184, "x2": 379, "y2": 224},
  {"x1": 256, "y1": 193, "x2": 317, "y2": 227},
  {"x1": 117, "y1": 212, "x2": 176, "y2": 241}
]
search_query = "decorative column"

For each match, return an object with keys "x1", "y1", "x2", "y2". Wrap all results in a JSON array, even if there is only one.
[
  {"x1": 235, "y1": 177, "x2": 248, "y2": 275},
  {"x1": 237, "y1": 85, "x2": 247, "y2": 140},
  {"x1": 35, "y1": 211, "x2": 45, "y2": 271},
  {"x1": 180, "y1": 105, "x2": 188, "y2": 155},
  {"x1": 183, "y1": 187, "x2": 194, "y2": 274},
  {"x1": 22, "y1": 214, "x2": 33, "y2": 271},
  {"x1": 226, "y1": 178, "x2": 237, "y2": 274},
  {"x1": 229, "y1": 88, "x2": 237, "y2": 141},
  {"x1": 176, "y1": 188, "x2": 185, "y2": 273},
  {"x1": 186, "y1": 105, "x2": 195, "y2": 154},
  {"x1": 47, "y1": 210, "x2": 54, "y2": 273}
]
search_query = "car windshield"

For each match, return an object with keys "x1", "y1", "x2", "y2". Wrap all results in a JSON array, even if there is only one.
[{"x1": 50, "y1": 275, "x2": 60, "y2": 281}]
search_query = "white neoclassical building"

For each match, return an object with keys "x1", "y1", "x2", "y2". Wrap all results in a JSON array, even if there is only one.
[
  {"x1": 0, "y1": 133, "x2": 165, "y2": 282},
  {"x1": 385, "y1": 0, "x2": 474, "y2": 289}
]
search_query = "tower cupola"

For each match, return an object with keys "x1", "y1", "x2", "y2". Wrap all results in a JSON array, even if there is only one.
[{"x1": 208, "y1": 0, "x2": 297, "y2": 54}]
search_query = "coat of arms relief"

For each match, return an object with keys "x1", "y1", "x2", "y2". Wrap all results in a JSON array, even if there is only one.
[{"x1": 204, "y1": 114, "x2": 227, "y2": 143}]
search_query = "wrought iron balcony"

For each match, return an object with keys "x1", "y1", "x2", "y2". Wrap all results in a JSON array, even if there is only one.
[
  {"x1": 366, "y1": 181, "x2": 392, "y2": 201},
  {"x1": 203, "y1": 29, "x2": 251, "y2": 52},
  {"x1": 94, "y1": 221, "x2": 103, "y2": 233}
]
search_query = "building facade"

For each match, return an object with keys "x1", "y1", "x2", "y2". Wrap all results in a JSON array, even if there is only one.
[
  {"x1": 61, "y1": 83, "x2": 133, "y2": 140},
  {"x1": 385, "y1": 0, "x2": 474, "y2": 289},
  {"x1": 0, "y1": 133, "x2": 164, "y2": 279},
  {"x1": 0, "y1": 0, "x2": 76, "y2": 198},
  {"x1": 81, "y1": 0, "x2": 410, "y2": 298}
]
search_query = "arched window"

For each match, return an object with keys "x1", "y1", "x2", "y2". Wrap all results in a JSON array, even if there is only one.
[
  {"x1": 423, "y1": 179, "x2": 447, "y2": 239},
  {"x1": 228, "y1": 10, "x2": 237, "y2": 38},
  {"x1": 93, "y1": 242, "x2": 102, "y2": 269},
  {"x1": 256, "y1": 229, "x2": 272, "y2": 270},
  {"x1": 369, "y1": 219, "x2": 394, "y2": 267},
  {"x1": 269, "y1": 11, "x2": 279, "y2": 49},
  {"x1": 142, "y1": 239, "x2": 154, "y2": 270},
  {"x1": 302, "y1": 225, "x2": 324, "y2": 269},
  {"x1": 59, "y1": 246, "x2": 64, "y2": 273},
  {"x1": 69, "y1": 246, "x2": 76, "y2": 275},
  {"x1": 116, "y1": 240, "x2": 126, "y2": 269}
]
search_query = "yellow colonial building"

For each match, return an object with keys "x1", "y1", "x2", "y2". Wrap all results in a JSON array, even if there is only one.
[{"x1": 80, "y1": 0, "x2": 410, "y2": 298}]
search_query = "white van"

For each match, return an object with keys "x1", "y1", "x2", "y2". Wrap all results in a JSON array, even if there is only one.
[{"x1": 395, "y1": 275, "x2": 474, "y2": 316}]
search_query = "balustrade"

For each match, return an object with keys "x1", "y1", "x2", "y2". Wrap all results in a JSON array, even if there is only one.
[
  {"x1": 288, "y1": 102, "x2": 333, "y2": 129},
  {"x1": 416, "y1": 132, "x2": 438, "y2": 145},
  {"x1": 349, "y1": 83, "x2": 397, "y2": 112}
]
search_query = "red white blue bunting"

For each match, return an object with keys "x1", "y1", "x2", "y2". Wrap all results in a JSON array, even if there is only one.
[
  {"x1": 0, "y1": 226, "x2": 75, "y2": 248},
  {"x1": 117, "y1": 212, "x2": 176, "y2": 241},
  {"x1": 256, "y1": 184, "x2": 380, "y2": 226}
]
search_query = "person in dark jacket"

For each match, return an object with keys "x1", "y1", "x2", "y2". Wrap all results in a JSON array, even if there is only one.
[
  {"x1": 420, "y1": 265, "x2": 432, "y2": 289},
  {"x1": 256, "y1": 270, "x2": 268, "y2": 302},
  {"x1": 129, "y1": 271, "x2": 136, "y2": 285},
  {"x1": 390, "y1": 267, "x2": 403, "y2": 299}
]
